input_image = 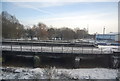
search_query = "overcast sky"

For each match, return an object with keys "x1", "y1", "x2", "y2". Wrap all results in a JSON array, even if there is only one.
[{"x1": 1, "y1": 0, "x2": 119, "y2": 34}]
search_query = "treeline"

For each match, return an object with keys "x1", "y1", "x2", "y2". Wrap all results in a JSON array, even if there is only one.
[
  {"x1": 2, "y1": 11, "x2": 91, "y2": 40},
  {"x1": 26, "y1": 23, "x2": 88, "y2": 40},
  {"x1": 2, "y1": 11, "x2": 24, "y2": 39}
]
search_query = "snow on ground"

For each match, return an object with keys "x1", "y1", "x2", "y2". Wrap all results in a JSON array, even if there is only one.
[
  {"x1": 59, "y1": 68, "x2": 118, "y2": 79},
  {"x1": 0, "y1": 67, "x2": 118, "y2": 79},
  {"x1": 98, "y1": 45, "x2": 120, "y2": 52}
]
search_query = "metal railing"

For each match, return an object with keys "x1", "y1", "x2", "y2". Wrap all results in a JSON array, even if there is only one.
[{"x1": 2, "y1": 44, "x2": 118, "y2": 54}]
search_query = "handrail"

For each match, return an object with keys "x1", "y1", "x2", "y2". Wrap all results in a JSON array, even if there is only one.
[{"x1": 2, "y1": 44, "x2": 116, "y2": 54}]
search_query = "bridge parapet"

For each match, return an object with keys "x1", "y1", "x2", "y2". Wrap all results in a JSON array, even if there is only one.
[{"x1": 2, "y1": 44, "x2": 117, "y2": 55}]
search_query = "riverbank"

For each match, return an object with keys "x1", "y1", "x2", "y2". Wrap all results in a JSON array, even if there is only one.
[{"x1": 1, "y1": 67, "x2": 118, "y2": 79}]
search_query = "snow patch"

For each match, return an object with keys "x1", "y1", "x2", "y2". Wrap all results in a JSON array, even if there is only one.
[{"x1": 0, "y1": 67, "x2": 118, "y2": 79}]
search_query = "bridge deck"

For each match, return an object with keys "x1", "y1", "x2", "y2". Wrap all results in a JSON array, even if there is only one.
[
  {"x1": 2, "y1": 40, "x2": 97, "y2": 47},
  {"x1": 2, "y1": 50, "x2": 116, "y2": 56}
]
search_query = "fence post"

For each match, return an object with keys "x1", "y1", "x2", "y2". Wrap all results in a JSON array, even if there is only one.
[
  {"x1": 92, "y1": 47, "x2": 93, "y2": 54},
  {"x1": 41, "y1": 46, "x2": 42, "y2": 52},
  {"x1": 20, "y1": 45, "x2": 22, "y2": 51},
  {"x1": 51, "y1": 46, "x2": 53, "y2": 52},
  {"x1": 31, "y1": 42, "x2": 32, "y2": 52},
  {"x1": 62, "y1": 46, "x2": 63, "y2": 53},
  {"x1": 10, "y1": 39, "x2": 12, "y2": 51},
  {"x1": 82, "y1": 47, "x2": 83, "y2": 54},
  {"x1": 110, "y1": 48, "x2": 112, "y2": 53},
  {"x1": 101, "y1": 48, "x2": 102, "y2": 54},
  {"x1": 72, "y1": 46, "x2": 73, "y2": 53},
  {"x1": 11, "y1": 44, "x2": 12, "y2": 51}
]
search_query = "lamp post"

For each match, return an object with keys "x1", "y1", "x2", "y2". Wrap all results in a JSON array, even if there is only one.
[
  {"x1": 16, "y1": 27, "x2": 19, "y2": 39},
  {"x1": 103, "y1": 27, "x2": 105, "y2": 34},
  {"x1": 103, "y1": 27, "x2": 105, "y2": 40}
]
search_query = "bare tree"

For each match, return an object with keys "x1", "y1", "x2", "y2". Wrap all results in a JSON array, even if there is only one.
[
  {"x1": 36, "y1": 22, "x2": 48, "y2": 40},
  {"x1": 75, "y1": 28, "x2": 88, "y2": 39},
  {"x1": 2, "y1": 11, "x2": 25, "y2": 39},
  {"x1": 61, "y1": 27, "x2": 75, "y2": 40},
  {"x1": 47, "y1": 27, "x2": 55, "y2": 40}
]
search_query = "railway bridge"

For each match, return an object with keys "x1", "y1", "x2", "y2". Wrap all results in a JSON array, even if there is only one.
[{"x1": 2, "y1": 40, "x2": 120, "y2": 68}]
